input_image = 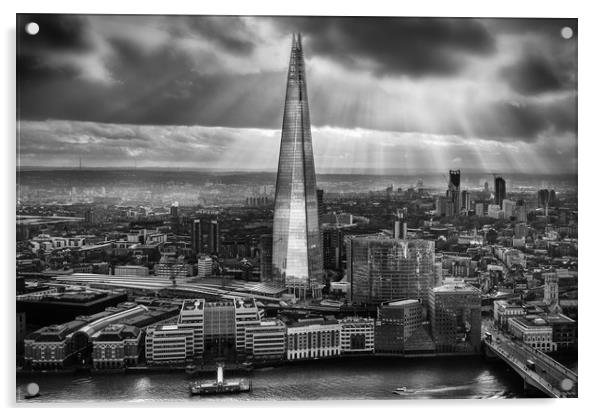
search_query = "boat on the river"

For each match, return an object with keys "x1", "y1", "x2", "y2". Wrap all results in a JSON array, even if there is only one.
[
  {"x1": 189, "y1": 364, "x2": 251, "y2": 396},
  {"x1": 392, "y1": 386, "x2": 413, "y2": 395}
]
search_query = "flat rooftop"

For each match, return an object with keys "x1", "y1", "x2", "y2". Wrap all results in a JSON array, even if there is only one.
[
  {"x1": 258, "y1": 319, "x2": 285, "y2": 327},
  {"x1": 432, "y1": 283, "x2": 480, "y2": 294},
  {"x1": 383, "y1": 299, "x2": 420, "y2": 307},
  {"x1": 545, "y1": 313, "x2": 575, "y2": 324},
  {"x1": 288, "y1": 319, "x2": 340, "y2": 328}
]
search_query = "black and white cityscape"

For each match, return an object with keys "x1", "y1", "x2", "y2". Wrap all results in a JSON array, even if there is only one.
[{"x1": 16, "y1": 14, "x2": 577, "y2": 401}]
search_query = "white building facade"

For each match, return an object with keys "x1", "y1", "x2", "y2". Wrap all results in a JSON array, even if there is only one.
[{"x1": 286, "y1": 320, "x2": 341, "y2": 361}]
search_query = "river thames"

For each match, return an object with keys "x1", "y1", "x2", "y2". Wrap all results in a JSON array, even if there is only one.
[{"x1": 17, "y1": 356, "x2": 578, "y2": 403}]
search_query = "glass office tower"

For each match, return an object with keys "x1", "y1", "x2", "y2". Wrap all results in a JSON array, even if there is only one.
[
  {"x1": 495, "y1": 176, "x2": 506, "y2": 208},
  {"x1": 272, "y1": 33, "x2": 323, "y2": 299},
  {"x1": 350, "y1": 236, "x2": 435, "y2": 305}
]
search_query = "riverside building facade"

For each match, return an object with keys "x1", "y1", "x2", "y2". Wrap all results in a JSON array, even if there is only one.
[
  {"x1": 91, "y1": 324, "x2": 142, "y2": 369},
  {"x1": 339, "y1": 317, "x2": 375, "y2": 353},
  {"x1": 145, "y1": 324, "x2": 194, "y2": 364},
  {"x1": 374, "y1": 299, "x2": 424, "y2": 354},
  {"x1": 177, "y1": 299, "x2": 205, "y2": 356},
  {"x1": 286, "y1": 318, "x2": 341, "y2": 361},
  {"x1": 429, "y1": 283, "x2": 481, "y2": 353},
  {"x1": 244, "y1": 318, "x2": 287, "y2": 361}
]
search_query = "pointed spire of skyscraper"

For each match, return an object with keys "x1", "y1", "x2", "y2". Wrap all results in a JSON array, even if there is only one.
[{"x1": 271, "y1": 33, "x2": 323, "y2": 300}]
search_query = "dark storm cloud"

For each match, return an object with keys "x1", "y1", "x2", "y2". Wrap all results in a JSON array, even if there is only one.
[
  {"x1": 17, "y1": 14, "x2": 94, "y2": 83},
  {"x1": 483, "y1": 18, "x2": 577, "y2": 38},
  {"x1": 17, "y1": 14, "x2": 92, "y2": 51},
  {"x1": 171, "y1": 16, "x2": 256, "y2": 54},
  {"x1": 16, "y1": 14, "x2": 576, "y2": 149},
  {"x1": 19, "y1": 32, "x2": 286, "y2": 127},
  {"x1": 469, "y1": 96, "x2": 576, "y2": 141},
  {"x1": 272, "y1": 17, "x2": 496, "y2": 76},
  {"x1": 500, "y1": 54, "x2": 562, "y2": 95}
]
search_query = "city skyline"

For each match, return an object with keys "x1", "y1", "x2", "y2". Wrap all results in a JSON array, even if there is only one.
[{"x1": 17, "y1": 15, "x2": 577, "y2": 174}]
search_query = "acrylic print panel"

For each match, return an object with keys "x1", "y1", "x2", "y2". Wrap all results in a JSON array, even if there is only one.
[{"x1": 16, "y1": 14, "x2": 578, "y2": 402}]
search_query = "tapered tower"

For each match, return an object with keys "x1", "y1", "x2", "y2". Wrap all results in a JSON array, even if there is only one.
[{"x1": 272, "y1": 33, "x2": 323, "y2": 299}]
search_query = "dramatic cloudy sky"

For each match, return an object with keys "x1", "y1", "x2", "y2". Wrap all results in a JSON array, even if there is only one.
[{"x1": 17, "y1": 14, "x2": 577, "y2": 174}]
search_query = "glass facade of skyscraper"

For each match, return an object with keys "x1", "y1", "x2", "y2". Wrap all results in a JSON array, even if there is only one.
[
  {"x1": 495, "y1": 176, "x2": 506, "y2": 208},
  {"x1": 272, "y1": 33, "x2": 323, "y2": 299},
  {"x1": 350, "y1": 236, "x2": 435, "y2": 305}
]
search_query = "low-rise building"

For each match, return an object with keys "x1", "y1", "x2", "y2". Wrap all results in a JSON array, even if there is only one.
[
  {"x1": 244, "y1": 319, "x2": 287, "y2": 361},
  {"x1": 23, "y1": 303, "x2": 147, "y2": 368},
  {"x1": 546, "y1": 313, "x2": 577, "y2": 351},
  {"x1": 177, "y1": 299, "x2": 205, "y2": 357},
  {"x1": 429, "y1": 283, "x2": 481, "y2": 353},
  {"x1": 234, "y1": 298, "x2": 262, "y2": 354},
  {"x1": 286, "y1": 319, "x2": 341, "y2": 361},
  {"x1": 339, "y1": 317, "x2": 375, "y2": 353},
  {"x1": 508, "y1": 316, "x2": 555, "y2": 352},
  {"x1": 197, "y1": 256, "x2": 213, "y2": 278},
  {"x1": 493, "y1": 300, "x2": 526, "y2": 330},
  {"x1": 374, "y1": 299, "x2": 423, "y2": 354},
  {"x1": 145, "y1": 324, "x2": 194, "y2": 364},
  {"x1": 91, "y1": 324, "x2": 143, "y2": 369},
  {"x1": 23, "y1": 321, "x2": 86, "y2": 368},
  {"x1": 154, "y1": 260, "x2": 192, "y2": 279},
  {"x1": 114, "y1": 265, "x2": 149, "y2": 277}
]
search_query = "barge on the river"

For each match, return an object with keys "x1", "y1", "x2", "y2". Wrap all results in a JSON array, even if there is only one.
[{"x1": 189, "y1": 364, "x2": 251, "y2": 396}]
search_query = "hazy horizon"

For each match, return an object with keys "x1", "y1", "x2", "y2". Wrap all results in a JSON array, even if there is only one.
[{"x1": 16, "y1": 166, "x2": 578, "y2": 177}]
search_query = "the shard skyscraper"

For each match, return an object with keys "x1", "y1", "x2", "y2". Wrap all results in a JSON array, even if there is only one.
[{"x1": 272, "y1": 33, "x2": 323, "y2": 300}]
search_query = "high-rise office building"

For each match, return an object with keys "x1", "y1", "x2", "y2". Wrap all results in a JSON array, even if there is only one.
[
  {"x1": 494, "y1": 176, "x2": 506, "y2": 208},
  {"x1": 272, "y1": 33, "x2": 323, "y2": 299},
  {"x1": 538, "y1": 189, "x2": 550, "y2": 208},
  {"x1": 374, "y1": 299, "x2": 425, "y2": 354},
  {"x1": 429, "y1": 283, "x2": 481, "y2": 353},
  {"x1": 191, "y1": 217, "x2": 219, "y2": 255},
  {"x1": 461, "y1": 190, "x2": 471, "y2": 212},
  {"x1": 349, "y1": 236, "x2": 435, "y2": 305},
  {"x1": 538, "y1": 189, "x2": 556, "y2": 216},
  {"x1": 170, "y1": 202, "x2": 179, "y2": 233},
  {"x1": 317, "y1": 188, "x2": 325, "y2": 223},
  {"x1": 475, "y1": 202, "x2": 485, "y2": 217},
  {"x1": 515, "y1": 199, "x2": 527, "y2": 222},
  {"x1": 446, "y1": 170, "x2": 461, "y2": 215},
  {"x1": 502, "y1": 199, "x2": 516, "y2": 220},
  {"x1": 259, "y1": 234, "x2": 273, "y2": 282},
  {"x1": 323, "y1": 225, "x2": 344, "y2": 271},
  {"x1": 435, "y1": 196, "x2": 448, "y2": 216}
]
